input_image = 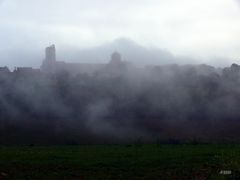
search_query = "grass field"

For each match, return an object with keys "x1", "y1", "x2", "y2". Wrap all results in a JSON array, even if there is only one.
[{"x1": 0, "y1": 144, "x2": 240, "y2": 179}]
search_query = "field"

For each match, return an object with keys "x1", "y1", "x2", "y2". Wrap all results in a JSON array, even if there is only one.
[{"x1": 0, "y1": 144, "x2": 240, "y2": 179}]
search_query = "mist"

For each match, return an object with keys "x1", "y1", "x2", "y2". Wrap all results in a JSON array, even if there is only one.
[
  {"x1": 0, "y1": 38, "x2": 234, "y2": 70},
  {"x1": 1, "y1": 47, "x2": 240, "y2": 144},
  {"x1": 0, "y1": 0, "x2": 240, "y2": 144}
]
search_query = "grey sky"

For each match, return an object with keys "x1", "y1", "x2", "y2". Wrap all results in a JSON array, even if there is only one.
[{"x1": 0, "y1": 0, "x2": 240, "y2": 68}]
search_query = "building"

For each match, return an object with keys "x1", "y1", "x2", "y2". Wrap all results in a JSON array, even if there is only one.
[
  {"x1": 41, "y1": 45, "x2": 57, "y2": 74},
  {"x1": 0, "y1": 67, "x2": 11, "y2": 80},
  {"x1": 103, "y1": 51, "x2": 129, "y2": 76},
  {"x1": 13, "y1": 67, "x2": 41, "y2": 77},
  {"x1": 14, "y1": 67, "x2": 40, "y2": 74},
  {"x1": 0, "y1": 67, "x2": 10, "y2": 74},
  {"x1": 41, "y1": 45, "x2": 127, "y2": 76}
]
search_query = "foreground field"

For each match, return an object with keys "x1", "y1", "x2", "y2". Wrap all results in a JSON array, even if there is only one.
[{"x1": 0, "y1": 144, "x2": 240, "y2": 179}]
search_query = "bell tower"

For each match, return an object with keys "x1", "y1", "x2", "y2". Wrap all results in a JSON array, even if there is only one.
[
  {"x1": 45, "y1": 44, "x2": 56, "y2": 63},
  {"x1": 41, "y1": 44, "x2": 56, "y2": 73}
]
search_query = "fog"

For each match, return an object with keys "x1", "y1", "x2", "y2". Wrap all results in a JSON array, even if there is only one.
[
  {"x1": 1, "y1": 57, "x2": 240, "y2": 144},
  {"x1": 1, "y1": 0, "x2": 240, "y2": 67},
  {"x1": 0, "y1": 0, "x2": 240, "y2": 144},
  {"x1": 0, "y1": 38, "x2": 234, "y2": 70}
]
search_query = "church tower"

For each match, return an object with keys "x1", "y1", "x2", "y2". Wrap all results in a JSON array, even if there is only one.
[
  {"x1": 41, "y1": 44, "x2": 56, "y2": 74},
  {"x1": 45, "y1": 44, "x2": 56, "y2": 63}
]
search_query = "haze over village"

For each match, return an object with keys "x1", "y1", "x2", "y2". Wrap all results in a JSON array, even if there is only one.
[
  {"x1": 0, "y1": 43, "x2": 240, "y2": 144},
  {"x1": 2, "y1": 1, "x2": 240, "y2": 179},
  {"x1": 0, "y1": 0, "x2": 240, "y2": 143}
]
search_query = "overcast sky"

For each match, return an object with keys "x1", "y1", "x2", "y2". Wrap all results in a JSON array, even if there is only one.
[{"x1": 0, "y1": 0, "x2": 240, "y2": 67}]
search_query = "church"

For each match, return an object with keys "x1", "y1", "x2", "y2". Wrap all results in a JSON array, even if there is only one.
[{"x1": 41, "y1": 45, "x2": 126, "y2": 76}]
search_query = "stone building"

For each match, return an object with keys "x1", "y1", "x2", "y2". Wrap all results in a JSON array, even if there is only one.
[{"x1": 41, "y1": 45, "x2": 127, "y2": 76}]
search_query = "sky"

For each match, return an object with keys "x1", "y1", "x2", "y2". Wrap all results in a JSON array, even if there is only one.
[{"x1": 0, "y1": 0, "x2": 240, "y2": 68}]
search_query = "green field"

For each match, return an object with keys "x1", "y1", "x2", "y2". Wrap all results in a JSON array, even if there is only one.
[{"x1": 0, "y1": 144, "x2": 240, "y2": 179}]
